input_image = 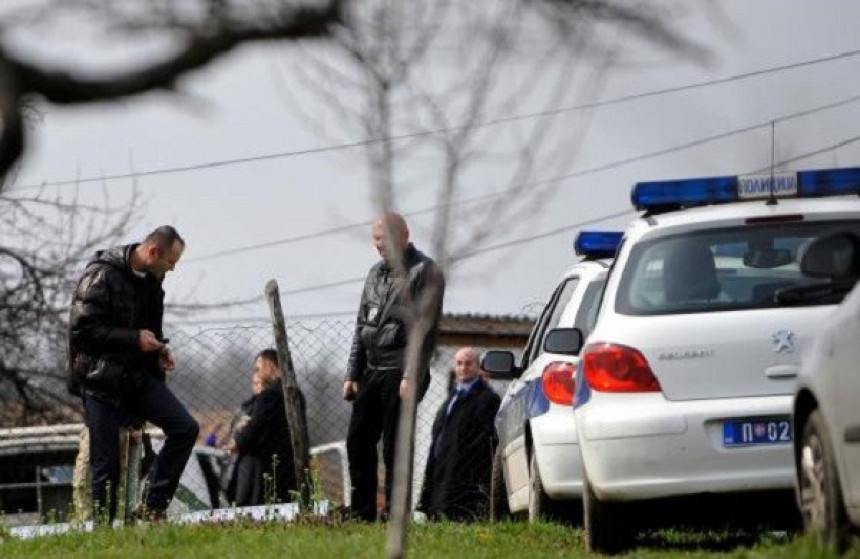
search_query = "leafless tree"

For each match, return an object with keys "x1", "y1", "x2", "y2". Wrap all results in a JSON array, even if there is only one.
[
  {"x1": 0, "y1": 1, "x2": 348, "y2": 425},
  {"x1": 278, "y1": 0, "x2": 705, "y2": 268},
  {"x1": 0, "y1": 181, "x2": 140, "y2": 426},
  {"x1": 0, "y1": 1, "x2": 347, "y2": 194},
  {"x1": 0, "y1": 2, "x2": 701, "y2": 544},
  {"x1": 268, "y1": 1, "x2": 702, "y2": 555}
]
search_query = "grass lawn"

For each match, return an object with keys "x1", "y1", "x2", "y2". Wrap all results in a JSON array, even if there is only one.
[{"x1": 1, "y1": 519, "x2": 856, "y2": 558}]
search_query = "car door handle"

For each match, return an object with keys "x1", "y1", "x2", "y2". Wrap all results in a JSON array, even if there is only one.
[{"x1": 764, "y1": 365, "x2": 798, "y2": 379}]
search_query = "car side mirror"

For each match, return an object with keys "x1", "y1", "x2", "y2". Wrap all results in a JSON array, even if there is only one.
[
  {"x1": 481, "y1": 350, "x2": 520, "y2": 380},
  {"x1": 543, "y1": 328, "x2": 584, "y2": 356},
  {"x1": 799, "y1": 232, "x2": 860, "y2": 280}
]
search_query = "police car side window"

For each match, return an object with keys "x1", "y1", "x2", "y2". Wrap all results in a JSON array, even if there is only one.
[
  {"x1": 574, "y1": 278, "x2": 606, "y2": 340},
  {"x1": 520, "y1": 307, "x2": 549, "y2": 370},
  {"x1": 529, "y1": 277, "x2": 580, "y2": 364}
]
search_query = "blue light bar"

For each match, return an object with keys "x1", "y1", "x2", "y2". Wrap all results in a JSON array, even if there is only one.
[
  {"x1": 631, "y1": 176, "x2": 738, "y2": 211},
  {"x1": 631, "y1": 166, "x2": 860, "y2": 213},
  {"x1": 798, "y1": 167, "x2": 860, "y2": 197},
  {"x1": 574, "y1": 231, "x2": 623, "y2": 259}
]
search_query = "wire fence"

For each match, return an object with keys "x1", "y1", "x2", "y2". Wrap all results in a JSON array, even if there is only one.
[{"x1": 0, "y1": 314, "x2": 531, "y2": 524}]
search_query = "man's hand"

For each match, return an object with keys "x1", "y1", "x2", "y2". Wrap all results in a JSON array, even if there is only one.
[
  {"x1": 343, "y1": 380, "x2": 359, "y2": 401},
  {"x1": 399, "y1": 378, "x2": 408, "y2": 399},
  {"x1": 138, "y1": 329, "x2": 165, "y2": 352},
  {"x1": 158, "y1": 347, "x2": 176, "y2": 372}
]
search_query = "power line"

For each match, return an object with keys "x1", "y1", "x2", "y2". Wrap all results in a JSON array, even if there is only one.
[
  {"x1": 454, "y1": 209, "x2": 636, "y2": 260},
  {"x1": 169, "y1": 309, "x2": 355, "y2": 326},
  {"x1": 184, "y1": 91, "x2": 860, "y2": 264},
  {"x1": 190, "y1": 129, "x2": 860, "y2": 312},
  {"x1": 753, "y1": 134, "x2": 860, "y2": 172},
  {"x1": 12, "y1": 48, "x2": 860, "y2": 192}
]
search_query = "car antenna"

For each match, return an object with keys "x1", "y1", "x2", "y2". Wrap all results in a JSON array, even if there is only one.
[{"x1": 767, "y1": 120, "x2": 778, "y2": 206}]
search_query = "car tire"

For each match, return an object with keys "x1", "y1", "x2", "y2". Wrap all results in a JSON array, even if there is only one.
[
  {"x1": 527, "y1": 452, "x2": 582, "y2": 525},
  {"x1": 528, "y1": 452, "x2": 547, "y2": 523},
  {"x1": 798, "y1": 409, "x2": 851, "y2": 552},
  {"x1": 490, "y1": 444, "x2": 510, "y2": 522},
  {"x1": 583, "y1": 475, "x2": 633, "y2": 555}
]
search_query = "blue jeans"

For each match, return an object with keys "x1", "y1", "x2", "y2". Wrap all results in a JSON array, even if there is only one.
[{"x1": 85, "y1": 371, "x2": 198, "y2": 522}]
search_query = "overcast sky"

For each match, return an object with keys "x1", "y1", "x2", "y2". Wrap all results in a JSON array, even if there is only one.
[{"x1": 9, "y1": 0, "x2": 860, "y2": 325}]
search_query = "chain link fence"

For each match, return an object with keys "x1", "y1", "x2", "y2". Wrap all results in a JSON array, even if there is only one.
[
  {"x1": 164, "y1": 316, "x2": 525, "y2": 515},
  {"x1": 0, "y1": 313, "x2": 532, "y2": 523}
]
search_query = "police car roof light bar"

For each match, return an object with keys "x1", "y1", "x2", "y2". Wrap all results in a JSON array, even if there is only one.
[
  {"x1": 797, "y1": 167, "x2": 860, "y2": 197},
  {"x1": 631, "y1": 176, "x2": 737, "y2": 212},
  {"x1": 631, "y1": 166, "x2": 860, "y2": 213},
  {"x1": 575, "y1": 231, "x2": 623, "y2": 259}
]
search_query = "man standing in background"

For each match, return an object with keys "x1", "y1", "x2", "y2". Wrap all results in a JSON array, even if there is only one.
[
  {"x1": 418, "y1": 347, "x2": 500, "y2": 521},
  {"x1": 343, "y1": 213, "x2": 445, "y2": 521}
]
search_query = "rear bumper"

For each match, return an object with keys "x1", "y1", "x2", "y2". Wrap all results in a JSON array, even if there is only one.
[{"x1": 576, "y1": 393, "x2": 794, "y2": 501}]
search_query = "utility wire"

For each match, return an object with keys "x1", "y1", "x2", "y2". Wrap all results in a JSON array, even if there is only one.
[
  {"x1": 184, "y1": 91, "x2": 860, "y2": 264},
  {"x1": 12, "y1": 48, "x2": 860, "y2": 192},
  {"x1": 185, "y1": 129, "x2": 860, "y2": 315},
  {"x1": 169, "y1": 310, "x2": 355, "y2": 325},
  {"x1": 753, "y1": 134, "x2": 860, "y2": 172}
]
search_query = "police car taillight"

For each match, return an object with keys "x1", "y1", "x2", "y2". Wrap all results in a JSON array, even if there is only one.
[
  {"x1": 542, "y1": 361, "x2": 576, "y2": 406},
  {"x1": 582, "y1": 343, "x2": 661, "y2": 393},
  {"x1": 631, "y1": 166, "x2": 860, "y2": 212},
  {"x1": 574, "y1": 231, "x2": 623, "y2": 259}
]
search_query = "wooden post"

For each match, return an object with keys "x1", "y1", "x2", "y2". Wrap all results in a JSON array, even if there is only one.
[
  {"x1": 265, "y1": 279, "x2": 312, "y2": 508},
  {"x1": 386, "y1": 325, "x2": 427, "y2": 559},
  {"x1": 120, "y1": 429, "x2": 143, "y2": 524},
  {"x1": 386, "y1": 268, "x2": 444, "y2": 559}
]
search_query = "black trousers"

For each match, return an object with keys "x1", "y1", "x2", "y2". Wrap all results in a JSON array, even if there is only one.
[
  {"x1": 346, "y1": 368, "x2": 402, "y2": 521},
  {"x1": 84, "y1": 372, "x2": 199, "y2": 522}
]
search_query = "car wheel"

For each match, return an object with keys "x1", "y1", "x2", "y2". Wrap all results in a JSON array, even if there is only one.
[
  {"x1": 490, "y1": 444, "x2": 510, "y2": 522},
  {"x1": 798, "y1": 409, "x2": 850, "y2": 552},
  {"x1": 528, "y1": 453, "x2": 547, "y2": 523},
  {"x1": 583, "y1": 475, "x2": 633, "y2": 555}
]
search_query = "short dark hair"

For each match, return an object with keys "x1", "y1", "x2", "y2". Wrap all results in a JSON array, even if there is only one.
[
  {"x1": 256, "y1": 348, "x2": 279, "y2": 366},
  {"x1": 144, "y1": 225, "x2": 185, "y2": 252}
]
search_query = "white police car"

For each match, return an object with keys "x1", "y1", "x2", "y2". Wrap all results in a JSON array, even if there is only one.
[
  {"x1": 573, "y1": 167, "x2": 860, "y2": 553},
  {"x1": 482, "y1": 231, "x2": 620, "y2": 522},
  {"x1": 792, "y1": 232, "x2": 860, "y2": 552}
]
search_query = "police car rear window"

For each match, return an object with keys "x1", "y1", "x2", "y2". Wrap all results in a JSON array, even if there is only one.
[{"x1": 616, "y1": 220, "x2": 860, "y2": 315}]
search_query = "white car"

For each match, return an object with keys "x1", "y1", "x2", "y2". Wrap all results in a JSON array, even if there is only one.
[
  {"x1": 482, "y1": 231, "x2": 620, "y2": 522},
  {"x1": 573, "y1": 167, "x2": 860, "y2": 553},
  {"x1": 793, "y1": 232, "x2": 860, "y2": 552}
]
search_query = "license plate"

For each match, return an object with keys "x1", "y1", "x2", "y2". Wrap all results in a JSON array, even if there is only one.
[{"x1": 722, "y1": 417, "x2": 792, "y2": 447}]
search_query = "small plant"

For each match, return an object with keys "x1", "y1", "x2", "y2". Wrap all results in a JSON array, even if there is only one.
[
  {"x1": 264, "y1": 454, "x2": 279, "y2": 506},
  {"x1": 0, "y1": 511, "x2": 10, "y2": 542}
]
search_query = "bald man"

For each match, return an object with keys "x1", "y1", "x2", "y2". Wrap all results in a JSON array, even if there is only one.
[
  {"x1": 344, "y1": 212, "x2": 445, "y2": 522},
  {"x1": 417, "y1": 347, "x2": 500, "y2": 521}
]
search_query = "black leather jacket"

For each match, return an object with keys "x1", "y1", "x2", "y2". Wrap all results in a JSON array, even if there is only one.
[
  {"x1": 68, "y1": 244, "x2": 165, "y2": 401},
  {"x1": 346, "y1": 243, "x2": 445, "y2": 382}
]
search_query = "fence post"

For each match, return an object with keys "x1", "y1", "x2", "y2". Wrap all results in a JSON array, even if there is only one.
[
  {"x1": 265, "y1": 279, "x2": 312, "y2": 508},
  {"x1": 123, "y1": 431, "x2": 142, "y2": 524}
]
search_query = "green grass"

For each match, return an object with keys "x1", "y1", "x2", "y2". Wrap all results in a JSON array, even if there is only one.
[{"x1": 0, "y1": 520, "x2": 857, "y2": 558}]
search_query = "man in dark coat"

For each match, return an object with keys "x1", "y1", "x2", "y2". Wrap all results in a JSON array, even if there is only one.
[
  {"x1": 68, "y1": 225, "x2": 199, "y2": 523},
  {"x1": 231, "y1": 349, "x2": 300, "y2": 505},
  {"x1": 418, "y1": 347, "x2": 500, "y2": 522},
  {"x1": 343, "y1": 212, "x2": 445, "y2": 521}
]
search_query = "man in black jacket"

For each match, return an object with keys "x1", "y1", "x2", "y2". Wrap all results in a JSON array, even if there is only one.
[
  {"x1": 230, "y1": 349, "x2": 299, "y2": 505},
  {"x1": 343, "y1": 212, "x2": 445, "y2": 521},
  {"x1": 418, "y1": 347, "x2": 500, "y2": 521},
  {"x1": 68, "y1": 225, "x2": 198, "y2": 523}
]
